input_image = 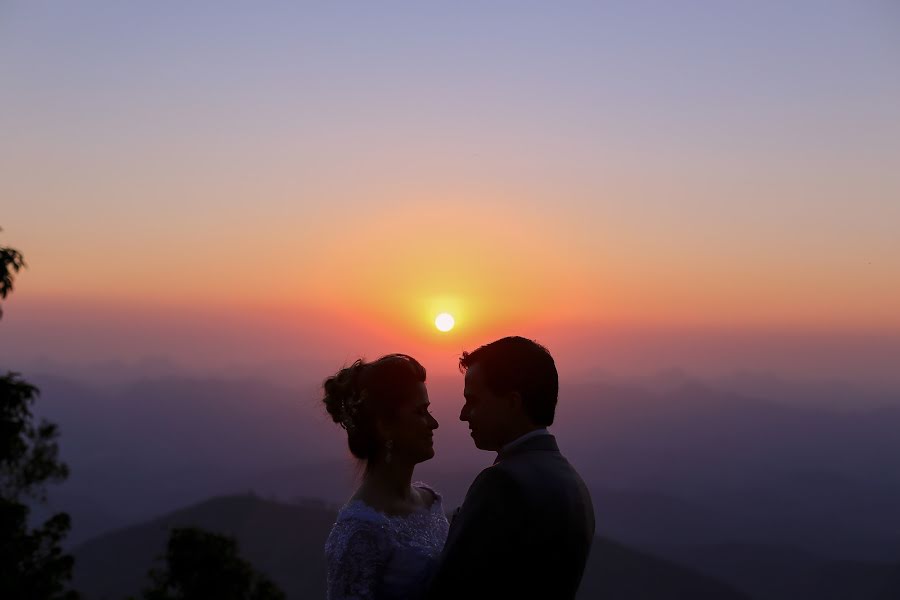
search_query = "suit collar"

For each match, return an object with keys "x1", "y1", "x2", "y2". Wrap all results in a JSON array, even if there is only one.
[{"x1": 494, "y1": 432, "x2": 559, "y2": 464}]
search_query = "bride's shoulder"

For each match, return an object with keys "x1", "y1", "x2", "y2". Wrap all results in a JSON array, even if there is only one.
[
  {"x1": 335, "y1": 499, "x2": 390, "y2": 525},
  {"x1": 412, "y1": 481, "x2": 443, "y2": 509},
  {"x1": 326, "y1": 503, "x2": 391, "y2": 556}
]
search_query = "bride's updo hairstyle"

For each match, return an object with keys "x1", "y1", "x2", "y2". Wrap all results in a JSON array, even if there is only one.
[{"x1": 323, "y1": 354, "x2": 426, "y2": 462}]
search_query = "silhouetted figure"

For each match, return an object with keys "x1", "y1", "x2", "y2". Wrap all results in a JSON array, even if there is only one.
[
  {"x1": 427, "y1": 337, "x2": 595, "y2": 600},
  {"x1": 322, "y1": 354, "x2": 448, "y2": 600}
]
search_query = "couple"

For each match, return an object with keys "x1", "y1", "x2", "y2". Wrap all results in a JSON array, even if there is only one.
[{"x1": 323, "y1": 336, "x2": 595, "y2": 600}]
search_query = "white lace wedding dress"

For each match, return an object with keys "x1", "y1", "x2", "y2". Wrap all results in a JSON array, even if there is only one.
[{"x1": 325, "y1": 483, "x2": 449, "y2": 600}]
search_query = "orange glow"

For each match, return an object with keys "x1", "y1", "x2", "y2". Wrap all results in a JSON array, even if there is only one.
[
  {"x1": 10, "y1": 181, "x2": 900, "y2": 345},
  {"x1": 294, "y1": 196, "x2": 598, "y2": 345}
]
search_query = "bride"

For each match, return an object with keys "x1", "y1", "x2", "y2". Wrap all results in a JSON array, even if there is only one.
[{"x1": 323, "y1": 354, "x2": 448, "y2": 600}]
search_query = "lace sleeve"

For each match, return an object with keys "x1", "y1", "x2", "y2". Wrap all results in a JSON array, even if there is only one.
[{"x1": 326, "y1": 518, "x2": 391, "y2": 600}]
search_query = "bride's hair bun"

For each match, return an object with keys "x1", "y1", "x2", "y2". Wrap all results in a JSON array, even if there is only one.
[
  {"x1": 322, "y1": 354, "x2": 426, "y2": 461},
  {"x1": 322, "y1": 360, "x2": 363, "y2": 427}
]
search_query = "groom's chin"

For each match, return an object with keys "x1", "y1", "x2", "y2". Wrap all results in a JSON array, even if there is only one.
[{"x1": 470, "y1": 436, "x2": 496, "y2": 452}]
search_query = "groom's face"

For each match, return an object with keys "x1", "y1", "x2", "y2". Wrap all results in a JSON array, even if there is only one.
[{"x1": 460, "y1": 363, "x2": 511, "y2": 451}]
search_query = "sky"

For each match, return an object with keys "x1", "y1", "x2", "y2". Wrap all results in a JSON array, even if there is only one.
[{"x1": 2, "y1": 1, "x2": 899, "y2": 384}]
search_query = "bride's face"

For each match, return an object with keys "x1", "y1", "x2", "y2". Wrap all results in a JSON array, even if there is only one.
[{"x1": 382, "y1": 383, "x2": 439, "y2": 464}]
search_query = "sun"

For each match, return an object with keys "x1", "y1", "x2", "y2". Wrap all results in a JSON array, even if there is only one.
[{"x1": 435, "y1": 312, "x2": 455, "y2": 332}]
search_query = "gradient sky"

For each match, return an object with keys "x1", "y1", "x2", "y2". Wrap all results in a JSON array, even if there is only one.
[{"x1": 2, "y1": 2, "x2": 899, "y2": 383}]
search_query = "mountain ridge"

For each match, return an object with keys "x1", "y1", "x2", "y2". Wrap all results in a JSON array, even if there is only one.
[{"x1": 72, "y1": 493, "x2": 750, "y2": 600}]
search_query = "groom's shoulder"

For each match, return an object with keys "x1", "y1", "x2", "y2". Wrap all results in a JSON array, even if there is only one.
[
  {"x1": 472, "y1": 462, "x2": 517, "y2": 486},
  {"x1": 465, "y1": 462, "x2": 523, "y2": 502},
  {"x1": 498, "y1": 437, "x2": 588, "y2": 486},
  {"x1": 482, "y1": 453, "x2": 548, "y2": 490}
]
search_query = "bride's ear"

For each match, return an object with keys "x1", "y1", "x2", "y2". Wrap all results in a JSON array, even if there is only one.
[{"x1": 374, "y1": 416, "x2": 392, "y2": 443}]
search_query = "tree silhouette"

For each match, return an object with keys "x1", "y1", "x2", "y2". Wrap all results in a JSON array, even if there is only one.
[
  {"x1": 0, "y1": 376, "x2": 69, "y2": 503},
  {"x1": 0, "y1": 227, "x2": 26, "y2": 319},
  {"x1": 142, "y1": 528, "x2": 286, "y2": 600},
  {"x1": 1, "y1": 230, "x2": 79, "y2": 599}
]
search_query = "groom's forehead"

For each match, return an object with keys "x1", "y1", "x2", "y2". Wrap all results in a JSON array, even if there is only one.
[
  {"x1": 463, "y1": 364, "x2": 488, "y2": 393},
  {"x1": 463, "y1": 365, "x2": 479, "y2": 385}
]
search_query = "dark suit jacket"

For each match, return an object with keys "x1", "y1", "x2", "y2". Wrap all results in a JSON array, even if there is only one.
[{"x1": 427, "y1": 433, "x2": 595, "y2": 600}]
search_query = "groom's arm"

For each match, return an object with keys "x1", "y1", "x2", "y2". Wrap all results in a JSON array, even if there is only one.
[{"x1": 427, "y1": 466, "x2": 523, "y2": 599}]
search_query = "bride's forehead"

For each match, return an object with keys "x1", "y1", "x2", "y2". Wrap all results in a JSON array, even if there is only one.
[{"x1": 407, "y1": 382, "x2": 430, "y2": 405}]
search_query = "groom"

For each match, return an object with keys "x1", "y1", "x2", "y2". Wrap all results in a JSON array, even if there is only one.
[{"x1": 427, "y1": 336, "x2": 595, "y2": 599}]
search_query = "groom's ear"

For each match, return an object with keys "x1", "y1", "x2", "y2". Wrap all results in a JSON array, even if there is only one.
[{"x1": 506, "y1": 390, "x2": 524, "y2": 413}]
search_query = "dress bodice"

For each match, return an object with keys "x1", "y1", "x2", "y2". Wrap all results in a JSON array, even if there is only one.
[{"x1": 325, "y1": 483, "x2": 449, "y2": 600}]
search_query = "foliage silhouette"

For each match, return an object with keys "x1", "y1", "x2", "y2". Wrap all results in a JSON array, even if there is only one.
[
  {"x1": 0, "y1": 375, "x2": 69, "y2": 503},
  {"x1": 141, "y1": 527, "x2": 286, "y2": 600},
  {"x1": 0, "y1": 227, "x2": 26, "y2": 318},
  {"x1": 1, "y1": 231, "x2": 79, "y2": 599},
  {"x1": 0, "y1": 498, "x2": 78, "y2": 600}
]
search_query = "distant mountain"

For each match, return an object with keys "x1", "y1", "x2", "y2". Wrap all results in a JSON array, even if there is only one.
[
  {"x1": 555, "y1": 379, "x2": 900, "y2": 558},
  {"x1": 28, "y1": 372, "x2": 346, "y2": 537},
  {"x1": 73, "y1": 495, "x2": 335, "y2": 600},
  {"x1": 578, "y1": 537, "x2": 752, "y2": 599},
  {"x1": 663, "y1": 543, "x2": 830, "y2": 600},
  {"x1": 653, "y1": 543, "x2": 900, "y2": 600},
  {"x1": 811, "y1": 560, "x2": 900, "y2": 600},
  {"x1": 29, "y1": 370, "x2": 900, "y2": 592},
  {"x1": 714, "y1": 371, "x2": 899, "y2": 410},
  {"x1": 30, "y1": 490, "x2": 131, "y2": 547},
  {"x1": 233, "y1": 461, "x2": 767, "y2": 548},
  {"x1": 72, "y1": 493, "x2": 750, "y2": 600}
]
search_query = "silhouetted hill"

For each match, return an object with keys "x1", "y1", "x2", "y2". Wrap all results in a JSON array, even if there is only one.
[
  {"x1": 579, "y1": 538, "x2": 751, "y2": 599},
  {"x1": 72, "y1": 494, "x2": 749, "y2": 600},
  {"x1": 810, "y1": 560, "x2": 900, "y2": 600},
  {"x1": 654, "y1": 543, "x2": 900, "y2": 600},
  {"x1": 242, "y1": 462, "x2": 742, "y2": 545},
  {"x1": 73, "y1": 494, "x2": 336, "y2": 599},
  {"x1": 29, "y1": 373, "x2": 344, "y2": 541},
  {"x1": 665, "y1": 543, "x2": 828, "y2": 600}
]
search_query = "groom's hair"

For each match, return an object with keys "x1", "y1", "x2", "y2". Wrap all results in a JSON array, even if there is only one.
[{"x1": 459, "y1": 336, "x2": 558, "y2": 426}]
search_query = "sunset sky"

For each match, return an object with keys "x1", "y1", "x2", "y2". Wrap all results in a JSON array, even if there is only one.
[{"x1": 2, "y1": 2, "x2": 899, "y2": 383}]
